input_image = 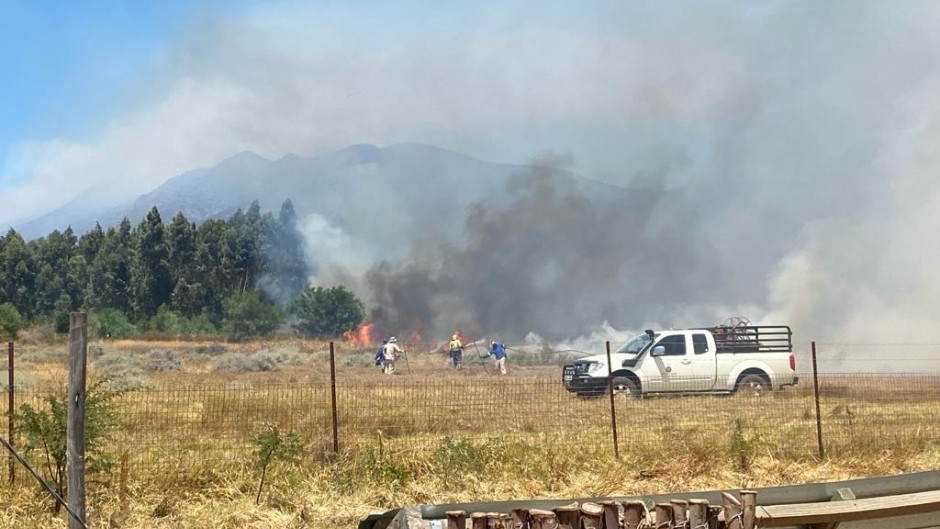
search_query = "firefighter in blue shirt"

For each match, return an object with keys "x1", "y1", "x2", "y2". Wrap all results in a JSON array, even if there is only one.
[{"x1": 487, "y1": 341, "x2": 508, "y2": 375}]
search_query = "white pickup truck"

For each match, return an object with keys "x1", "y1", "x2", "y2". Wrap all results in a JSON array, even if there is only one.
[{"x1": 562, "y1": 324, "x2": 798, "y2": 397}]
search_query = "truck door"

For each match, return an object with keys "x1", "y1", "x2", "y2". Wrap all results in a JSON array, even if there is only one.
[
  {"x1": 647, "y1": 333, "x2": 696, "y2": 392},
  {"x1": 690, "y1": 332, "x2": 717, "y2": 390}
]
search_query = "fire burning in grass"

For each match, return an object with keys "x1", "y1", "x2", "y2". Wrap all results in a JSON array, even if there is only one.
[{"x1": 343, "y1": 322, "x2": 375, "y2": 347}]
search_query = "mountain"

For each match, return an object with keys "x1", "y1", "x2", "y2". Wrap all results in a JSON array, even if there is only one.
[{"x1": 15, "y1": 143, "x2": 639, "y2": 253}]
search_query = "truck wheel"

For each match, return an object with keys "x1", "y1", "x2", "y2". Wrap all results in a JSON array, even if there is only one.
[
  {"x1": 611, "y1": 377, "x2": 640, "y2": 398},
  {"x1": 736, "y1": 373, "x2": 770, "y2": 395}
]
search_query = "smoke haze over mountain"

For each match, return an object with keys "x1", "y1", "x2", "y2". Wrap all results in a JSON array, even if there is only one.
[{"x1": 5, "y1": 2, "x2": 940, "y2": 352}]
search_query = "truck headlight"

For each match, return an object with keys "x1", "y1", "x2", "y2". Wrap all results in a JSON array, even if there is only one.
[{"x1": 586, "y1": 362, "x2": 604, "y2": 374}]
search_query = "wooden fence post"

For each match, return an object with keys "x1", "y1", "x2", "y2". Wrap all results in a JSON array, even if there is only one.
[
  {"x1": 671, "y1": 499, "x2": 688, "y2": 529},
  {"x1": 67, "y1": 313, "x2": 88, "y2": 529},
  {"x1": 528, "y1": 510, "x2": 555, "y2": 529},
  {"x1": 509, "y1": 508, "x2": 530, "y2": 529},
  {"x1": 706, "y1": 505, "x2": 721, "y2": 529},
  {"x1": 581, "y1": 502, "x2": 604, "y2": 529},
  {"x1": 446, "y1": 510, "x2": 466, "y2": 529},
  {"x1": 470, "y1": 512, "x2": 488, "y2": 529},
  {"x1": 740, "y1": 490, "x2": 757, "y2": 529},
  {"x1": 721, "y1": 492, "x2": 743, "y2": 529},
  {"x1": 600, "y1": 500, "x2": 620, "y2": 529},
  {"x1": 622, "y1": 500, "x2": 649, "y2": 529},
  {"x1": 655, "y1": 503, "x2": 674, "y2": 529},
  {"x1": 554, "y1": 502, "x2": 580, "y2": 529},
  {"x1": 688, "y1": 500, "x2": 708, "y2": 529}
]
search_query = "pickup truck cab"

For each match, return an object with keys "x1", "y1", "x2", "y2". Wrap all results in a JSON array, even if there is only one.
[{"x1": 562, "y1": 325, "x2": 798, "y2": 397}]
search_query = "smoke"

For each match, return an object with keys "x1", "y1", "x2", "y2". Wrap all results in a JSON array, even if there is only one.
[
  {"x1": 299, "y1": 213, "x2": 371, "y2": 288},
  {"x1": 7, "y1": 2, "x2": 940, "y2": 360},
  {"x1": 362, "y1": 156, "x2": 716, "y2": 340}
]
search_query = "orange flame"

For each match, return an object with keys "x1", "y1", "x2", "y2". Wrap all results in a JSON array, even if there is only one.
[
  {"x1": 343, "y1": 322, "x2": 374, "y2": 347},
  {"x1": 408, "y1": 320, "x2": 423, "y2": 343}
]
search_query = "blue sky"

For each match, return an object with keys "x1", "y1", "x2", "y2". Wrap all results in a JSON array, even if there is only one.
[
  {"x1": 2, "y1": 0, "x2": 649, "y2": 227},
  {"x1": 0, "y1": 0, "x2": 261, "y2": 184}
]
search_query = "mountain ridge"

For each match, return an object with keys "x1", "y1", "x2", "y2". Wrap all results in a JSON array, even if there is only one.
[{"x1": 13, "y1": 144, "x2": 638, "y2": 253}]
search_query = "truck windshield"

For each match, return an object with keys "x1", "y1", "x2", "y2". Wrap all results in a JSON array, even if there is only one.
[{"x1": 614, "y1": 333, "x2": 657, "y2": 354}]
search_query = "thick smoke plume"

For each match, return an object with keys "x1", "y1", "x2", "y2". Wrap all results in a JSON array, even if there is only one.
[{"x1": 362, "y1": 156, "x2": 746, "y2": 342}]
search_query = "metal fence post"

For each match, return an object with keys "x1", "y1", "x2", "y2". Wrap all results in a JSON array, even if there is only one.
[
  {"x1": 605, "y1": 341, "x2": 619, "y2": 458},
  {"x1": 329, "y1": 341, "x2": 339, "y2": 453},
  {"x1": 811, "y1": 341, "x2": 824, "y2": 459},
  {"x1": 7, "y1": 341, "x2": 13, "y2": 484}
]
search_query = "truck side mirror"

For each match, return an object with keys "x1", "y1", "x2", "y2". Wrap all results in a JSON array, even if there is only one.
[{"x1": 650, "y1": 345, "x2": 665, "y2": 357}]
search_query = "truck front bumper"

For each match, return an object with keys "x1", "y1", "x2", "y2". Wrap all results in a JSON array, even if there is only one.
[{"x1": 562, "y1": 370, "x2": 608, "y2": 395}]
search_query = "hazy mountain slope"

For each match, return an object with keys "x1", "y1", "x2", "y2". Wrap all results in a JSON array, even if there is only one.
[{"x1": 17, "y1": 143, "x2": 640, "y2": 255}]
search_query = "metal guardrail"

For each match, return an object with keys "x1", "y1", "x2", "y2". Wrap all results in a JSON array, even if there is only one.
[{"x1": 359, "y1": 471, "x2": 940, "y2": 529}]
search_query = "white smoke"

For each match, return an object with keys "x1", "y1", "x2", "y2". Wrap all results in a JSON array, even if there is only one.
[{"x1": 299, "y1": 213, "x2": 371, "y2": 289}]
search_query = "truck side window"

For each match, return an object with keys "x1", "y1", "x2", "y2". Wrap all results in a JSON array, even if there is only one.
[
  {"x1": 693, "y1": 333, "x2": 709, "y2": 354},
  {"x1": 658, "y1": 335, "x2": 687, "y2": 356}
]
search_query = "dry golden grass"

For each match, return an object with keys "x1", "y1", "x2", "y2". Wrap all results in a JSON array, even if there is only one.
[{"x1": 1, "y1": 339, "x2": 938, "y2": 529}]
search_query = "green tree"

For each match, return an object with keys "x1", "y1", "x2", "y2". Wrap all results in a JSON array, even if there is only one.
[
  {"x1": 222, "y1": 292, "x2": 282, "y2": 341},
  {"x1": 131, "y1": 207, "x2": 173, "y2": 319},
  {"x1": 289, "y1": 285, "x2": 364, "y2": 338},
  {"x1": 0, "y1": 302, "x2": 24, "y2": 340},
  {"x1": 86, "y1": 222, "x2": 133, "y2": 313},
  {"x1": 0, "y1": 229, "x2": 35, "y2": 318},
  {"x1": 261, "y1": 200, "x2": 308, "y2": 306},
  {"x1": 52, "y1": 292, "x2": 72, "y2": 333}
]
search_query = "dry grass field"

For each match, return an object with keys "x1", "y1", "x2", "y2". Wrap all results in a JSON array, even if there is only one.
[{"x1": 1, "y1": 339, "x2": 938, "y2": 528}]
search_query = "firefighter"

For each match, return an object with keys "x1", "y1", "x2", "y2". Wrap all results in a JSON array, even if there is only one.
[
  {"x1": 448, "y1": 334, "x2": 463, "y2": 369},
  {"x1": 382, "y1": 337, "x2": 404, "y2": 375},
  {"x1": 488, "y1": 340, "x2": 508, "y2": 375}
]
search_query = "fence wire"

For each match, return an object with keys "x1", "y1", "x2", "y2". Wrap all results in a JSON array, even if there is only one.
[{"x1": 4, "y1": 341, "x2": 940, "y2": 477}]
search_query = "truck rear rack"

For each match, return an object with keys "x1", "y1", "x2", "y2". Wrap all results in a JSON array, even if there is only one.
[{"x1": 698, "y1": 325, "x2": 793, "y2": 354}]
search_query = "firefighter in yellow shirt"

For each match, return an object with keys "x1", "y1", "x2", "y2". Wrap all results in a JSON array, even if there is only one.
[{"x1": 448, "y1": 334, "x2": 463, "y2": 369}]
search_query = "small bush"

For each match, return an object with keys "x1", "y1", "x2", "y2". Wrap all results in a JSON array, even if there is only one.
[
  {"x1": 92, "y1": 352, "x2": 146, "y2": 385},
  {"x1": 212, "y1": 349, "x2": 300, "y2": 373},
  {"x1": 195, "y1": 343, "x2": 227, "y2": 356},
  {"x1": 728, "y1": 418, "x2": 754, "y2": 472},
  {"x1": 357, "y1": 435, "x2": 411, "y2": 487},
  {"x1": 251, "y1": 423, "x2": 305, "y2": 504},
  {"x1": 146, "y1": 350, "x2": 182, "y2": 372},
  {"x1": 432, "y1": 436, "x2": 502, "y2": 480},
  {"x1": 16, "y1": 380, "x2": 124, "y2": 513}
]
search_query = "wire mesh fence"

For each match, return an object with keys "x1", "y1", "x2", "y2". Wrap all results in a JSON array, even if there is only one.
[{"x1": 4, "y1": 341, "x2": 940, "y2": 479}]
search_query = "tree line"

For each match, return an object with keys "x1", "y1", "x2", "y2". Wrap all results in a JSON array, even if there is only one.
[{"x1": 0, "y1": 200, "x2": 364, "y2": 341}]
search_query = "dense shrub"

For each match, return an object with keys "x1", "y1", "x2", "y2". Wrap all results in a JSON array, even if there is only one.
[
  {"x1": 289, "y1": 286, "x2": 364, "y2": 338},
  {"x1": 223, "y1": 292, "x2": 282, "y2": 341},
  {"x1": 0, "y1": 302, "x2": 24, "y2": 341},
  {"x1": 88, "y1": 308, "x2": 138, "y2": 339}
]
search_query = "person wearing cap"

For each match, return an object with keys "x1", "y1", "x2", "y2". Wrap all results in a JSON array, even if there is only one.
[
  {"x1": 448, "y1": 333, "x2": 463, "y2": 369},
  {"x1": 382, "y1": 337, "x2": 405, "y2": 375},
  {"x1": 487, "y1": 340, "x2": 508, "y2": 375}
]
